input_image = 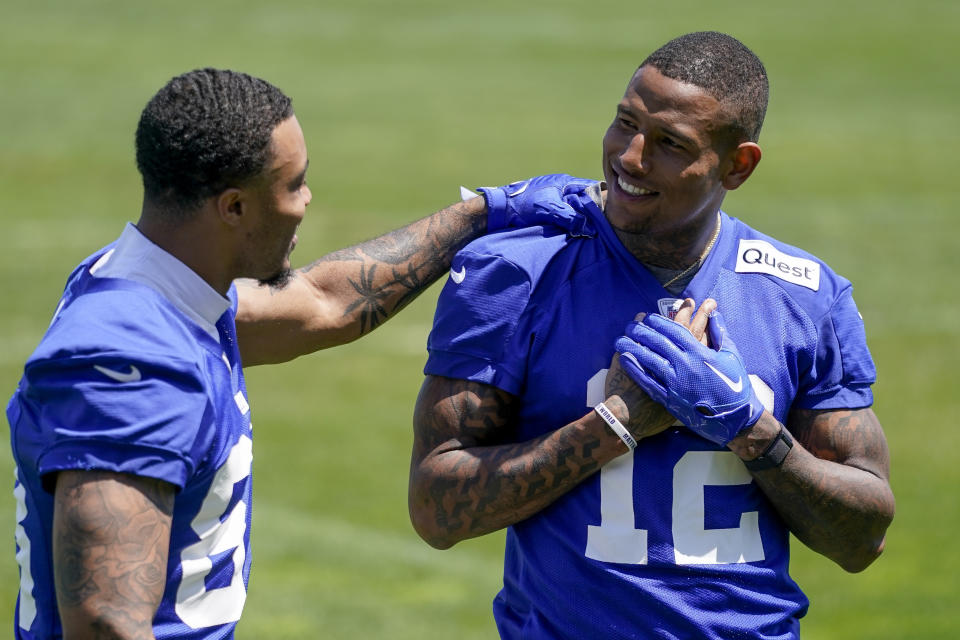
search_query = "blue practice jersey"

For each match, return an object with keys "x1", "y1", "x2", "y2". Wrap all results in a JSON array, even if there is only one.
[
  {"x1": 425, "y1": 179, "x2": 876, "y2": 639},
  {"x1": 7, "y1": 227, "x2": 254, "y2": 639}
]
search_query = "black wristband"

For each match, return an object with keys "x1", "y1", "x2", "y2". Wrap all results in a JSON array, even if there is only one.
[{"x1": 743, "y1": 426, "x2": 793, "y2": 472}]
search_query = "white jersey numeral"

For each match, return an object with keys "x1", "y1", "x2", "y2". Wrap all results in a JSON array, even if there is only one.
[
  {"x1": 672, "y1": 451, "x2": 763, "y2": 564},
  {"x1": 584, "y1": 369, "x2": 769, "y2": 565},
  {"x1": 175, "y1": 435, "x2": 252, "y2": 627},
  {"x1": 13, "y1": 468, "x2": 37, "y2": 630},
  {"x1": 586, "y1": 453, "x2": 648, "y2": 563}
]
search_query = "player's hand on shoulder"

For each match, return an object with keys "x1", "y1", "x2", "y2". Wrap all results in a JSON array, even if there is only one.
[
  {"x1": 614, "y1": 302, "x2": 766, "y2": 446},
  {"x1": 478, "y1": 174, "x2": 597, "y2": 237}
]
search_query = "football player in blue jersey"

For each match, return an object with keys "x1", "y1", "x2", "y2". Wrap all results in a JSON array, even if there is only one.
[
  {"x1": 6, "y1": 69, "x2": 584, "y2": 639},
  {"x1": 409, "y1": 32, "x2": 895, "y2": 639}
]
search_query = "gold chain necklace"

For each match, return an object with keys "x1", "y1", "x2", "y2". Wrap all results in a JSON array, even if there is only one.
[{"x1": 661, "y1": 213, "x2": 722, "y2": 289}]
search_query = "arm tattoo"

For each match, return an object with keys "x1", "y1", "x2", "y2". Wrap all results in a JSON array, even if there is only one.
[
  {"x1": 300, "y1": 199, "x2": 486, "y2": 336},
  {"x1": 411, "y1": 376, "x2": 616, "y2": 546},
  {"x1": 54, "y1": 471, "x2": 173, "y2": 638},
  {"x1": 790, "y1": 408, "x2": 891, "y2": 475},
  {"x1": 237, "y1": 199, "x2": 487, "y2": 364},
  {"x1": 338, "y1": 261, "x2": 430, "y2": 334},
  {"x1": 750, "y1": 408, "x2": 894, "y2": 571},
  {"x1": 604, "y1": 356, "x2": 675, "y2": 439}
]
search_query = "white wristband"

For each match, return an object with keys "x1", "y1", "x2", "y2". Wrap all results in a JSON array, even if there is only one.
[{"x1": 594, "y1": 402, "x2": 637, "y2": 451}]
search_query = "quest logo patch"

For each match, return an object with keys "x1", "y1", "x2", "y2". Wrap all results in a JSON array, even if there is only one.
[{"x1": 734, "y1": 239, "x2": 820, "y2": 291}]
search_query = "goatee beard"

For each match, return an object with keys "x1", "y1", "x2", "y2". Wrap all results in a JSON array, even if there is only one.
[{"x1": 258, "y1": 268, "x2": 294, "y2": 290}]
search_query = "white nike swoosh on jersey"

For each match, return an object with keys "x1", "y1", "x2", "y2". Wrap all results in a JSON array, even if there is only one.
[
  {"x1": 94, "y1": 364, "x2": 142, "y2": 383},
  {"x1": 704, "y1": 361, "x2": 743, "y2": 393},
  {"x1": 450, "y1": 266, "x2": 466, "y2": 284},
  {"x1": 507, "y1": 182, "x2": 529, "y2": 197}
]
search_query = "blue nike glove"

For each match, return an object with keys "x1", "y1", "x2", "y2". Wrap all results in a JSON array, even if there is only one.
[
  {"x1": 479, "y1": 174, "x2": 597, "y2": 237},
  {"x1": 614, "y1": 311, "x2": 765, "y2": 446}
]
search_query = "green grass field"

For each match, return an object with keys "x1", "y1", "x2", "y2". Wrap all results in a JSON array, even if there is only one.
[{"x1": 1, "y1": 0, "x2": 957, "y2": 637}]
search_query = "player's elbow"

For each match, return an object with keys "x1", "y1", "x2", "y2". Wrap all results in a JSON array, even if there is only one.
[
  {"x1": 840, "y1": 485, "x2": 896, "y2": 572},
  {"x1": 835, "y1": 530, "x2": 890, "y2": 573},
  {"x1": 835, "y1": 507, "x2": 894, "y2": 573},
  {"x1": 412, "y1": 522, "x2": 458, "y2": 550},
  {"x1": 408, "y1": 508, "x2": 458, "y2": 550},
  {"x1": 408, "y1": 487, "x2": 462, "y2": 550},
  {"x1": 835, "y1": 545, "x2": 881, "y2": 573},
  {"x1": 60, "y1": 604, "x2": 152, "y2": 640}
]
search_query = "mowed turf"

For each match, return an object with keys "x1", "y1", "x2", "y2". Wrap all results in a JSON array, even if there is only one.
[{"x1": 1, "y1": 1, "x2": 957, "y2": 638}]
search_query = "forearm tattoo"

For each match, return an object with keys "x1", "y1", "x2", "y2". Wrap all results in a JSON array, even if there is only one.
[
  {"x1": 753, "y1": 408, "x2": 894, "y2": 569},
  {"x1": 604, "y1": 362, "x2": 675, "y2": 439},
  {"x1": 54, "y1": 471, "x2": 173, "y2": 638},
  {"x1": 301, "y1": 199, "x2": 486, "y2": 335},
  {"x1": 336, "y1": 262, "x2": 427, "y2": 334},
  {"x1": 412, "y1": 377, "x2": 611, "y2": 544}
]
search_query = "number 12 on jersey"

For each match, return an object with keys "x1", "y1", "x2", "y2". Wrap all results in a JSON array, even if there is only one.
[{"x1": 584, "y1": 368, "x2": 769, "y2": 566}]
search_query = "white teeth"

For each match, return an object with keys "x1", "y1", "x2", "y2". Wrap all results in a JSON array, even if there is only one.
[{"x1": 618, "y1": 176, "x2": 653, "y2": 196}]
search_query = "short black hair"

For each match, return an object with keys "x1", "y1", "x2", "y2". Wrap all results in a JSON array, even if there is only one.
[
  {"x1": 135, "y1": 68, "x2": 294, "y2": 216},
  {"x1": 641, "y1": 31, "x2": 768, "y2": 143}
]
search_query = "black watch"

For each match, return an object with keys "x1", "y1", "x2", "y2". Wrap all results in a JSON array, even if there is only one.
[{"x1": 743, "y1": 426, "x2": 793, "y2": 472}]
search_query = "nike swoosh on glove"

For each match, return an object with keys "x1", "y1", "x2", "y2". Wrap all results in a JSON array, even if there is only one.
[
  {"x1": 614, "y1": 311, "x2": 766, "y2": 446},
  {"x1": 479, "y1": 174, "x2": 597, "y2": 237}
]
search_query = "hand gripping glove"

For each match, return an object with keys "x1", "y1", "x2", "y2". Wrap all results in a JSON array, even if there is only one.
[
  {"x1": 614, "y1": 311, "x2": 766, "y2": 446},
  {"x1": 478, "y1": 174, "x2": 597, "y2": 237}
]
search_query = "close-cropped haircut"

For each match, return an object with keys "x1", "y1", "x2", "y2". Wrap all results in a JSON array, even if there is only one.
[
  {"x1": 641, "y1": 31, "x2": 769, "y2": 143},
  {"x1": 135, "y1": 68, "x2": 294, "y2": 216}
]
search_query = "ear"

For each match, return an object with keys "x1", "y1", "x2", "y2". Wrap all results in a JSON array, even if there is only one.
[
  {"x1": 721, "y1": 142, "x2": 761, "y2": 190},
  {"x1": 215, "y1": 188, "x2": 247, "y2": 227}
]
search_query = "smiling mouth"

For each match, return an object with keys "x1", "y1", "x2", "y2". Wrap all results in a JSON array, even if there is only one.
[{"x1": 617, "y1": 175, "x2": 656, "y2": 197}]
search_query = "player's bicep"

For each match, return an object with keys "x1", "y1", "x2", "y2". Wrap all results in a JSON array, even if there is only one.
[
  {"x1": 53, "y1": 469, "x2": 175, "y2": 634},
  {"x1": 788, "y1": 407, "x2": 890, "y2": 480},
  {"x1": 412, "y1": 375, "x2": 518, "y2": 462}
]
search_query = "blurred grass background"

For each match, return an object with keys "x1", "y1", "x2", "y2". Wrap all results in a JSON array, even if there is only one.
[{"x1": 1, "y1": 0, "x2": 957, "y2": 637}]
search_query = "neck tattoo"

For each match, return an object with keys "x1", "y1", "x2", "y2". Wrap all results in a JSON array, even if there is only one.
[{"x1": 661, "y1": 212, "x2": 722, "y2": 289}]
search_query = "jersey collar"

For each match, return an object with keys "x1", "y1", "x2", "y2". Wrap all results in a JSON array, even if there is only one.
[
  {"x1": 581, "y1": 184, "x2": 737, "y2": 301},
  {"x1": 89, "y1": 223, "x2": 230, "y2": 340}
]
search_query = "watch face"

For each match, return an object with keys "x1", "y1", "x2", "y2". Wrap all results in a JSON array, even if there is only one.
[{"x1": 744, "y1": 428, "x2": 793, "y2": 471}]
